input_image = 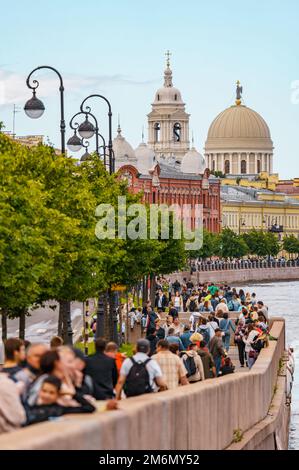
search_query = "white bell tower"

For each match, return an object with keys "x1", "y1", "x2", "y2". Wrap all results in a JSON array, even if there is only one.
[{"x1": 147, "y1": 52, "x2": 190, "y2": 161}]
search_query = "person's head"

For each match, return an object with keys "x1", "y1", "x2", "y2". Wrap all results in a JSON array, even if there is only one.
[
  {"x1": 105, "y1": 341, "x2": 118, "y2": 359},
  {"x1": 220, "y1": 298, "x2": 226, "y2": 304},
  {"x1": 26, "y1": 343, "x2": 49, "y2": 370},
  {"x1": 136, "y1": 339, "x2": 150, "y2": 355},
  {"x1": 173, "y1": 317, "x2": 180, "y2": 326},
  {"x1": 201, "y1": 317, "x2": 207, "y2": 325},
  {"x1": 208, "y1": 314, "x2": 214, "y2": 322},
  {"x1": 258, "y1": 314, "x2": 266, "y2": 323},
  {"x1": 40, "y1": 350, "x2": 61, "y2": 375},
  {"x1": 169, "y1": 343, "x2": 179, "y2": 355},
  {"x1": 39, "y1": 376, "x2": 62, "y2": 405},
  {"x1": 175, "y1": 291, "x2": 179, "y2": 296},
  {"x1": 168, "y1": 327, "x2": 175, "y2": 336},
  {"x1": 223, "y1": 312, "x2": 229, "y2": 320},
  {"x1": 158, "y1": 288, "x2": 163, "y2": 295},
  {"x1": 257, "y1": 301, "x2": 264, "y2": 308},
  {"x1": 50, "y1": 336, "x2": 64, "y2": 349},
  {"x1": 183, "y1": 324, "x2": 190, "y2": 332},
  {"x1": 204, "y1": 300, "x2": 209, "y2": 308},
  {"x1": 156, "y1": 339, "x2": 169, "y2": 352},
  {"x1": 214, "y1": 328, "x2": 222, "y2": 337},
  {"x1": 155, "y1": 318, "x2": 161, "y2": 328},
  {"x1": 199, "y1": 340, "x2": 206, "y2": 349},
  {"x1": 166, "y1": 315, "x2": 173, "y2": 325},
  {"x1": 252, "y1": 293, "x2": 256, "y2": 298},
  {"x1": 24, "y1": 340, "x2": 31, "y2": 350},
  {"x1": 58, "y1": 346, "x2": 76, "y2": 378},
  {"x1": 73, "y1": 348, "x2": 87, "y2": 371},
  {"x1": 146, "y1": 306, "x2": 152, "y2": 314},
  {"x1": 239, "y1": 289, "x2": 245, "y2": 297},
  {"x1": 188, "y1": 343, "x2": 199, "y2": 352},
  {"x1": 224, "y1": 357, "x2": 232, "y2": 367},
  {"x1": 247, "y1": 323, "x2": 255, "y2": 333},
  {"x1": 4, "y1": 338, "x2": 25, "y2": 364},
  {"x1": 95, "y1": 337, "x2": 107, "y2": 353}
]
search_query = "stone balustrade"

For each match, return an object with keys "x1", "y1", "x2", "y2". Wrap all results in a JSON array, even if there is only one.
[{"x1": 0, "y1": 320, "x2": 287, "y2": 450}]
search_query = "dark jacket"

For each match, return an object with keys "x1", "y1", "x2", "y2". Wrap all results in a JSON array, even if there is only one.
[
  {"x1": 154, "y1": 293, "x2": 168, "y2": 310},
  {"x1": 85, "y1": 352, "x2": 118, "y2": 399},
  {"x1": 209, "y1": 336, "x2": 225, "y2": 359},
  {"x1": 25, "y1": 393, "x2": 95, "y2": 426},
  {"x1": 198, "y1": 349, "x2": 215, "y2": 379},
  {"x1": 146, "y1": 333, "x2": 159, "y2": 356}
]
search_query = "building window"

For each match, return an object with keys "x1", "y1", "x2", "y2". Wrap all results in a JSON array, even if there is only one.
[
  {"x1": 173, "y1": 122, "x2": 181, "y2": 142},
  {"x1": 174, "y1": 94, "x2": 177, "y2": 101},
  {"x1": 154, "y1": 122, "x2": 160, "y2": 142},
  {"x1": 157, "y1": 94, "x2": 160, "y2": 101},
  {"x1": 225, "y1": 160, "x2": 230, "y2": 174},
  {"x1": 241, "y1": 160, "x2": 247, "y2": 174},
  {"x1": 212, "y1": 160, "x2": 215, "y2": 171},
  {"x1": 257, "y1": 160, "x2": 261, "y2": 173}
]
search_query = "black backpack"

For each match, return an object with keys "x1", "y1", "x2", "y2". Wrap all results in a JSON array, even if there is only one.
[
  {"x1": 189, "y1": 299, "x2": 197, "y2": 312},
  {"x1": 183, "y1": 354, "x2": 197, "y2": 377},
  {"x1": 124, "y1": 358, "x2": 153, "y2": 397}
]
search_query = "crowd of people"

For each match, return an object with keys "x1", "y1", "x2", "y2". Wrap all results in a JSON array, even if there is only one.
[{"x1": 0, "y1": 280, "x2": 270, "y2": 435}]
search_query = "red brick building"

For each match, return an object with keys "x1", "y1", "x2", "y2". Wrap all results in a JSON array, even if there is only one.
[{"x1": 118, "y1": 162, "x2": 221, "y2": 232}]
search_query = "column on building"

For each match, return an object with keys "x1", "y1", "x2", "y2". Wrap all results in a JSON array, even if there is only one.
[
  {"x1": 246, "y1": 153, "x2": 250, "y2": 174},
  {"x1": 229, "y1": 153, "x2": 232, "y2": 174}
]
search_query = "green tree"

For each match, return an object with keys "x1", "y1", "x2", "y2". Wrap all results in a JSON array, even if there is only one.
[
  {"x1": 283, "y1": 235, "x2": 299, "y2": 257},
  {"x1": 220, "y1": 228, "x2": 249, "y2": 258},
  {"x1": 188, "y1": 229, "x2": 221, "y2": 259},
  {"x1": 243, "y1": 230, "x2": 280, "y2": 257}
]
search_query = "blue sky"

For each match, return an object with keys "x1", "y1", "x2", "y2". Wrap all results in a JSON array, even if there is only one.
[{"x1": 1, "y1": 0, "x2": 299, "y2": 178}]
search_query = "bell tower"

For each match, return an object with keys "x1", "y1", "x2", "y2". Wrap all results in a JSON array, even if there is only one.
[{"x1": 147, "y1": 52, "x2": 190, "y2": 161}]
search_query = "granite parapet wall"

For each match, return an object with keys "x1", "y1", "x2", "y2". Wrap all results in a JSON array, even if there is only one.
[{"x1": 0, "y1": 321, "x2": 286, "y2": 450}]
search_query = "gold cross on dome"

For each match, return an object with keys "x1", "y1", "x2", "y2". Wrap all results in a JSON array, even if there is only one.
[{"x1": 165, "y1": 50, "x2": 172, "y2": 67}]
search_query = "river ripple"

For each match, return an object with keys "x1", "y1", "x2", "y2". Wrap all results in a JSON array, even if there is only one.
[{"x1": 240, "y1": 281, "x2": 299, "y2": 450}]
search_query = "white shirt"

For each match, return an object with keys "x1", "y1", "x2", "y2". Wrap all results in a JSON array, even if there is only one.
[{"x1": 120, "y1": 353, "x2": 163, "y2": 390}]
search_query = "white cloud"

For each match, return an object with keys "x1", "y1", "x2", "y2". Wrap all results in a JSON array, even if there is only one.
[{"x1": 0, "y1": 68, "x2": 157, "y2": 106}]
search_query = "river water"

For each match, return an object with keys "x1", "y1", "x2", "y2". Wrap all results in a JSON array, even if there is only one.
[{"x1": 240, "y1": 281, "x2": 298, "y2": 450}]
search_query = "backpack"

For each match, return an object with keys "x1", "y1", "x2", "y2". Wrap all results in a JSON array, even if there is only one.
[
  {"x1": 124, "y1": 358, "x2": 152, "y2": 397},
  {"x1": 189, "y1": 299, "x2": 197, "y2": 312},
  {"x1": 183, "y1": 355, "x2": 197, "y2": 378},
  {"x1": 198, "y1": 327, "x2": 210, "y2": 345}
]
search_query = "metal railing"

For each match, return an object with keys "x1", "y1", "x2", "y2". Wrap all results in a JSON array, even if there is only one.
[{"x1": 192, "y1": 259, "x2": 299, "y2": 272}]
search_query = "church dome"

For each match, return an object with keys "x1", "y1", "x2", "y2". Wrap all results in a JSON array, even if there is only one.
[
  {"x1": 113, "y1": 126, "x2": 137, "y2": 170},
  {"x1": 135, "y1": 142, "x2": 155, "y2": 174},
  {"x1": 154, "y1": 86, "x2": 183, "y2": 104},
  {"x1": 153, "y1": 55, "x2": 184, "y2": 105},
  {"x1": 205, "y1": 104, "x2": 273, "y2": 152},
  {"x1": 181, "y1": 147, "x2": 206, "y2": 174}
]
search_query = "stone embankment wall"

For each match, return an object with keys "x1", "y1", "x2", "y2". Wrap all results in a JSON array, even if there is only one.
[
  {"x1": 0, "y1": 320, "x2": 289, "y2": 450},
  {"x1": 170, "y1": 266, "x2": 299, "y2": 284}
]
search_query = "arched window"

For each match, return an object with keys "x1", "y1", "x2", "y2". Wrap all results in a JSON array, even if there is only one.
[
  {"x1": 154, "y1": 122, "x2": 160, "y2": 142},
  {"x1": 225, "y1": 160, "x2": 230, "y2": 174},
  {"x1": 157, "y1": 94, "x2": 160, "y2": 101},
  {"x1": 173, "y1": 122, "x2": 181, "y2": 142},
  {"x1": 257, "y1": 160, "x2": 261, "y2": 173},
  {"x1": 241, "y1": 160, "x2": 247, "y2": 174}
]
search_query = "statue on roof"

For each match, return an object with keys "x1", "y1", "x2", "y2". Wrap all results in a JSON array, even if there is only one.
[{"x1": 236, "y1": 81, "x2": 243, "y2": 105}]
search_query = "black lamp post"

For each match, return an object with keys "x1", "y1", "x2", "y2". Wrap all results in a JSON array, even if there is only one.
[
  {"x1": 79, "y1": 94, "x2": 114, "y2": 173},
  {"x1": 24, "y1": 66, "x2": 74, "y2": 344},
  {"x1": 68, "y1": 95, "x2": 117, "y2": 341},
  {"x1": 24, "y1": 65, "x2": 66, "y2": 154}
]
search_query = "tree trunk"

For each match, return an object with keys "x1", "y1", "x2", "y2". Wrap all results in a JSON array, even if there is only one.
[
  {"x1": 150, "y1": 273, "x2": 156, "y2": 307},
  {"x1": 19, "y1": 310, "x2": 26, "y2": 340},
  {"x1": 104, "y1": 290, "x2": 110, "y2": 341},
  {"x1": 57, "y1": 307, "x2": 63, "y2": 337},
  {"x1": 1, "y1": 311, "x2": 7, "y2": 341},
  {"x1": 59, "y1": 300, "x2": 73, "y2": 345}
]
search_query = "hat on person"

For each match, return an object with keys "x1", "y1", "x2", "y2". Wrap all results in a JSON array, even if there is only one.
[
  {"x1": 190, "y1": 332, "x2": 203, "y2": 343},
  {"x1": 136, "y1": 339, "x2": 150, "y2": 353}
]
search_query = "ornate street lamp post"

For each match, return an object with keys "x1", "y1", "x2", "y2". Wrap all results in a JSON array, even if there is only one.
[
  {"x1": 68, "y1": 95, "x2": 117, "y2": 342},
  {"x1": 24, "y1": 66, "x2": 74, "y2": 344},
  {"x1": 24, "y1": 65, "x2": 66, "y2": 154}
]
